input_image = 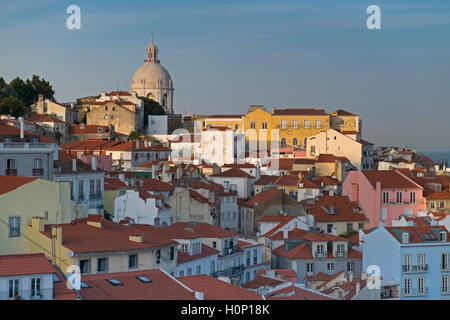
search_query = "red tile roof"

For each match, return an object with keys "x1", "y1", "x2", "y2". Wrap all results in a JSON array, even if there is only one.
[
  {"x1": 210, "y1": 167, "x2": 253, "y2": 178},
  {"x1": 0, "y1": 124, "x2": 57, "y2": 143},
  {"x1": 106, "y1": 91, "x2": 132, "y2": 96},
  {"x1": 41, "y1": 219, "x2": 176, "y2": 253},
  {"x1": 268, "y1": 228, "x2": 310, "y2": 240},
  {"x1": 142, "y1": 178, "x2": 174, "y2": 192},
  {"x1": 177, "y1": 244, "x2": 219, "y2": 264},
  {"x1": 293, "y1": 286, "x2": 335, "y2": 300},
  {"x1": 256, "y1": 269, "x2": 297, "y2": 280},
  {"x1": 0, "y1": 253, "x2": 54, "y2": 277},
  {"x1": 222, "y1": 163, "x2": 256, "y2": 169},
  {"x1": 105, "y1": 141, "x2": 170, "y2": 152},
  {"x1": 362, "y1": 170, "x2": 421, "y2": 189},
  {"x1": 61, "y1": 139, "x2": 120, "y2": 152},
  {"x1": 27, "y1": 113, "x2": 64, "y2": 123},
  {"x1": 305, "y1": 195, "x2": 367, "y2": 223},
  {"x1": 168, "y1": 222, "x2": 237, "y2": 239},
  {"x1": 177, "y1": 275, "x2": 262, "y2": 300},
  {"x1": 242, "y1": 276, "x2": 285, "y2": 289},
  {"x1": 274, "y1": 174, "x2": 301, "y2": 186},
  {"x1": 385, "y1": 225, "x2": 449, "y2": 243},
  {"x1": 313, "y1": 176, "x2": 340, "y2": 186},
  {"x1": 242, "y1": 189, "x2": 279, "y2": 207},
  {"x1": 334, "y1": 109, "x2": 357, "y2": 116},
  {"x1": 104, "y1": 177, "x2": 130, "y2": 190},
  {"x1": 0, "y1": 175, "x2": 37, "y2": 196},
  {"x1": 255, "y1": 175, "x2": 279, "y2": 185},
  {"x1": 426, "y1": 189, "x2": 450, "y2": 200},
  {"x1": 80, "y1": 269, "x2": 196, "y2": 300},
  {"x1": 267, "y1": 158, "x2": 294, "y2": 171},
  {"x1": 52, "y1": 265, "x2": 78, "y2": 300},
  {"x1": 316, "y1": 154, "x2": 348, "y2": 163},
  {"x1": 69, "y1": 124, "x2": 110, "y2": 134}
]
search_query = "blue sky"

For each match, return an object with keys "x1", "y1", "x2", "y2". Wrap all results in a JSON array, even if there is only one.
[{"x1": 1, "y1": 0, "x2": 449, "y2": 150}]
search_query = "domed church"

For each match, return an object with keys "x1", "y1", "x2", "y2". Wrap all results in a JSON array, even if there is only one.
[{"x1": 131, "y1": 39, "x2": 174, "y2": 114}]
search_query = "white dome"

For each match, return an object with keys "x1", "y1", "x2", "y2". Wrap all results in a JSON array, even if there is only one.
[{"x1": 131, "y1": 62, "x2": 172, "y2": 90}]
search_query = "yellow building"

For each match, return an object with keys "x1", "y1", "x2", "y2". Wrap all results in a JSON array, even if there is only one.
[
  {"x1": 27, "y1": 215, "x2": 178, "y2": 275},
  {"x1": 243, "y1": 106, "x2": 273, "y2": 151},
  {"x1": 0, "y1": 176, "x2": 75, "y2": 256},
  {"x1": 271, "y1": 108, "x2": 330, "y2": 149},
  {"x1": 330, "y1": 109, "x2": 361, "y2": 135},
  {"x1": 202, "y1": 114, "x2": 244, "y2": 132}
]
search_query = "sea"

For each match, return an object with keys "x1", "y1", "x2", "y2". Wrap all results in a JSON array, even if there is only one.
[{"x1": 417, "y1": 150, "x2": 450, "y2": 163}]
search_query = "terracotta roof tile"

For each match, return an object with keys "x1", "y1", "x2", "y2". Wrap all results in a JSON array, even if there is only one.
[
  {"x1": 0, "y1": 175, "x2": 37, "y2": 196},
  {"x1": 0, "y1": 253, "x2": 54, "y2": 277}
]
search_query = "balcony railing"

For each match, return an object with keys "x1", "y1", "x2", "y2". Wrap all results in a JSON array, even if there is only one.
[
  {"x1": 0, "y1": 288, "x2": 52, "y2": 300},
  {"x1": 335, "y1": 251, "x2": 347, "y2": 258},
  {"x1": 0, "y1": 142, "x2": 54, "y2": 150},
  {"x1": 402, "y1": 264, "x2": 428, "y2": 273},
  {"x1": 441, "y1": 264, "x2": 450, "y2": 272},
  {"x1": 211, "y1": 264, "x2": 244, "y2": 278},
  {"x1": 32, "y1": 168, "x2": 44, "y2": 176},
  {"x1": 403, "y1": 287, "x2": 428, "y2": 297},
  {"x1": 5, "y1": 169, "x2": 17, "y2": 176},
  {"x1": 314, "y1": 251, "x2": 326, "y2": 259},
  {"x1": 89, "y1": 193, "x2": 103, "y2": 201},
  {"x1": 222, "y1": 245, "x2": 239, "y2": 256},
  {"x1": 441, "y1": 287, "x2": 450, "y2": 295}
]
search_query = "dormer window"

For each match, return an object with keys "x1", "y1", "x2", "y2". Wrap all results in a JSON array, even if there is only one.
[
  {"x1": 440, "y1": 231, "x2": 447, "y2": 242},
  {"x1": 181, "y1": 243, "x2": 188, "y2": 252},
  {"x1": 402, "y1": 232, "x2": 409, "y2": 244}
]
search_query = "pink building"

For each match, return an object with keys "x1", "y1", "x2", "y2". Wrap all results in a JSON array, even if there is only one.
[
  {"x1": 342, "y1": 170, "x2": 426, "y2": 228},
  {"x1": 80, "y1": 154, "x2": 112, "y2": 172}
]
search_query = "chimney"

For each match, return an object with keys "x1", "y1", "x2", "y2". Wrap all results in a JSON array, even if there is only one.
[
  {"x1": 129, "y1": 234, "x2": 144, "y2": 243},
  {"x1": 355, "y1": 282, "x2": 360, "y2": 295},
  {"x1": 72, "y1": 159, "x2": 77, "y2": 172},
  {"x1": 87, "y1": 214, "x2": 104, "y2": 229},
  {"x1": 255, "y1": 161, "x2": 261, "y2": 180},
  {"x1": 348, "y1": 273, "x2": 353, "y2": 282},
  {"x1": 91, "y1": 156, "x2": 98, "y2": 171},
  {"x1": 19, "y1": 116, "x2": 24, "y2": 139},
  {"x1": 51, "y1": 226, "x2": 62, "y2": 245},
  {"x1": 283, "y1": 229, "x2": 289, "y2": 239},
  {"x1": 32, "y1": 216, "x2": 44, "y2": 232}
]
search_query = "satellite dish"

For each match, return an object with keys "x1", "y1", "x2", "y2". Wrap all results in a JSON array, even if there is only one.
[{"x1": 68, "y1": 251, "x2": 74, "y2": 258}]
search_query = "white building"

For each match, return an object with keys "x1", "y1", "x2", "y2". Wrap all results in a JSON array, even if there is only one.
[
  {"x1": 219, "y1": 192, "x2": 240, "y2": 232},
  {"x1": 148, "y1": 115, "x2": 169, "y2": 135},
  {"x1": 113, "y1": 189, "x2": 171, "y2": 227},
  {"x1": 131, "y1": 39, "x2": 174, "y2": 114},
  {"x1": 201, "y1": 127, "x2": 236, "y2": 166},
  {"x1": 209, "y1": 167, "x2": 255, "y2": 198},
  {"x1": 306, "y1": 129, "x2": 374, "y2": 170}
]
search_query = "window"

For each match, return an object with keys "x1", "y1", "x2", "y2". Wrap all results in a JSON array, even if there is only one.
[
  {"x1": 358, "y1": 223, "x2": 364, "y2": 230},
  {"x1": 306, "y1": 263, "x2": 314, "y2": 274},
  {"x1": 262, "y1": 122, "x2": 268, "y2": 130},
  {"x1": 250, "y1": 122, "x2": 256, "y2": 129},
  {"x1": 418, "y1": 277, "x2": 425, "y2": 295},
  {"x1": 401, "y1": 232, "x2": 409, "y2": 244},
  {"x1": 45, "y1": 211, "x2": 49, "y2": 221},
  {"x1": 292, "y1": 138, "x2": 298, "y2": 146},
  {"x1": 8, "y1": 279, "x2": 19, "y2": 299},
  {"x1": 404, "y1": 277, "x2": 411, "y2": 295},
  {"x1": 315, "y1": 120, "x2": 322, "y2": 128},
  {"x1": 78, "y1": 181, "x2": 84, "y2": 200},
  {"x1": 337, "y1": 244, "x2": 345, "y2": 255},
  {"x1": 280, "y1": 138, "x2": 286, "y2": 148},
  {"x1": 430, "y1": 202, "x2": 436, "y2": 209},
  {"x1": 235, "y1": 124, "x2": 239, "y2": 130},
  {"x1": 196, "y1": 265, "x2": 201, "y2": 275},
  {"x1": 417, "y1": 254, "x2": 426, "y2": 269},
  {"x1": 246, "y1": 251, "x2": 251, "y2": 266},
  {"x1": 212, "y1": 241, "x2": 217, "y2": 248},
  {"x1": 97, "y1": 258, "x2": 108, "y2": 273},
  {"x1": 380, "y1": 208, "x2": 387, "y2": 220},
  {"x1": 192, "y1": 242, "x2": 201, "y2": 255},
  {"x1": 440, "y1": 232, "x2": 447, "y2": 242},
  {"x1": 346, "y1": 223, "x2": 353, "y2": 232},
  {"x1": 79, "y1": 259, "x2": 91, "y2": 274},
  {"x1": 253, "y1": 249, "x2": 257, "y2": 264},
  {"x1": 77, "y1": 152, "x2": 83, "y2": 159},
  {"x1": 347, "y1": 261, "x2": 355, "y2": 271},
  {"x1": 410, "y1": 192, "x2": 416, "y2": 204},
  {"x1": 281, "y1": 120, "x2": 287, "y2": 129},
  {"x1": 179, "y1": 270, "x2": 184, "y2": 277},
  {"x1": 136, "y1": 276, "x2": 152, "y2": 283},
  {"x1": 442, "y1": 276, "x2": 449, "y2": 293},
  {"x1": 382, "y1": 192, "x2": 389, "y2": 204},
  {"x1": 170, "y1": 247, "x2": 175, "y2": 260},
  {"x1": 303, "y1": 120, "x2": 310, "y2": 129},
  {"x1": 156, "y1": 250, "x2": 161, "y2": 264},
  {"x1": 442, "y1": 253, "x2": 449, "y2": 270},
  {"x1": 403, "y1": 254, "x2": 411, "y2": 272},
  {"x1": 440, "y1": 201, "x2": 445, "y2": 209},
  {"x1": 210, "y1": 261, "x2": 215, "y2": 273},
  {"x1": 4, "y1": 137, "x2": 11, "y2": 142},
  {"x1": 326, "y1": 262, "x2": 335, "y2": 271},
  {"x1": 128, "y1": 254, "x2": 137, "y2": 269},
  {"x1": 396, "y1": 192, "x2": 403, "y2": 204},
  {"x1": 187, "y1": 268, "x2": 192, "y2": 276},
  {"x1": 33, "y1": 158, "x2": 42, "y2": 169},
  {"x1": 89, "y1": 180, "x2": 95, "y2": 196},
  {"x1": 96, "y1": 179, "x2": 101, "y2": 196},
  {"x1": 310, "y1": 146, "x2": 315, "y2": 156},
  {"x1": 106, "y1": 278, "x2": 123, "y2": 286},
  {"x1": 8, "y1": 216, "x2": 20, "y2": 237},
  {"x1": 292, "y1": 120, "x2": 299, "y2": 129},
  {"x1": 327, "y1": 224, "x2": 333, "y2": 233}
]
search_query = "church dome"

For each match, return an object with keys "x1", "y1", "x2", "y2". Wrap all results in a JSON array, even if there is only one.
[{"x1": 131, "y1": 40, "x2": 173, "y2": 91}]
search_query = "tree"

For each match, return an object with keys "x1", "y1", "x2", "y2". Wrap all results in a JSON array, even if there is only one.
[
  {"x1": 27, "y1": 75, "x2": 55, "y2": 102},
  {"x1": 9, "y1": 77, "x2": 35, "y2": 106},
  {"x1": 139, "y1": 97, "x2": 165, "y2": 128},
  {"x1": 0, "y1": 77, "x2": 17, "y2": 101},
  {"x1": 129, "y1": 131, "x2": 141, "y2": 140},
  {"x1": 0, "y1": 96, "x2": 25, "y2": 117}
]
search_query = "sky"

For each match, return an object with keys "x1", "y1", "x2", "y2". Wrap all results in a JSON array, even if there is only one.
[{"x1": 0, "y1": 0, "x2": 449, "y2": 150}]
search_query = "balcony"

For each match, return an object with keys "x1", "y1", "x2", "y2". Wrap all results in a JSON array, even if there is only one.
[
  {"x1": 314, "y1": 251, "x2": 326, "y2": 259},
  {"x1": 89, "y1": 193, "x2": 103, "y2": 201},
  {"x1": 32, "y1": 168, "x2": 44, "y2": 176},
  {"x1": 0, "y1": 142, "x2": 54, "y2": 152},
  {"x1": 335, "y1": 251, "x2": 347, "y2": 258},
  {"x1": 441, "y1": 264, "x2": 450, "y2": 272},
  {"x1": 5, "y1": 168, "x2": 17, "y2": 176},
  {"x1": 211, "y1": 264, "x2": 244, "y2": 278},
  {"x1": 0, "y1": 288, "x2": 52, "y2": 300},
  {"x1": 441, "y1": 287, "x2": 450, "y2": 295},
  {"x1": 402, "y1": 264, "x2": 428, "y2": 273},
  {"x1": 222, "y1": 245, "x2": 240, "y2": 256},
  {"x1": 403, "y1": 287, "x2": 428, "y2": 297}
]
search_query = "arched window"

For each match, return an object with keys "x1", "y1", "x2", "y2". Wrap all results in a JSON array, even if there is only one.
[
  {"x1": 293, "y1": 138, "x2": 298, "y2": 146},
  {"x1": 281, "y1": 138, "x2": 286, "y2": 148}
]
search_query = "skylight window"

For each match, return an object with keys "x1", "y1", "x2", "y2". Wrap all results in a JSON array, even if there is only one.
[
  {"x1": 136, "y1": 276, "x2": 152, "y2": 283},
  {"x1": 80, "y1": 281, "x2": 90, "y2": 288},
  {"x1": 53, "y1": 273, "x2": 62, "y2": 283},
  {"x1": 106, "y1": 278, "x2": 123, "y2": 286}
]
